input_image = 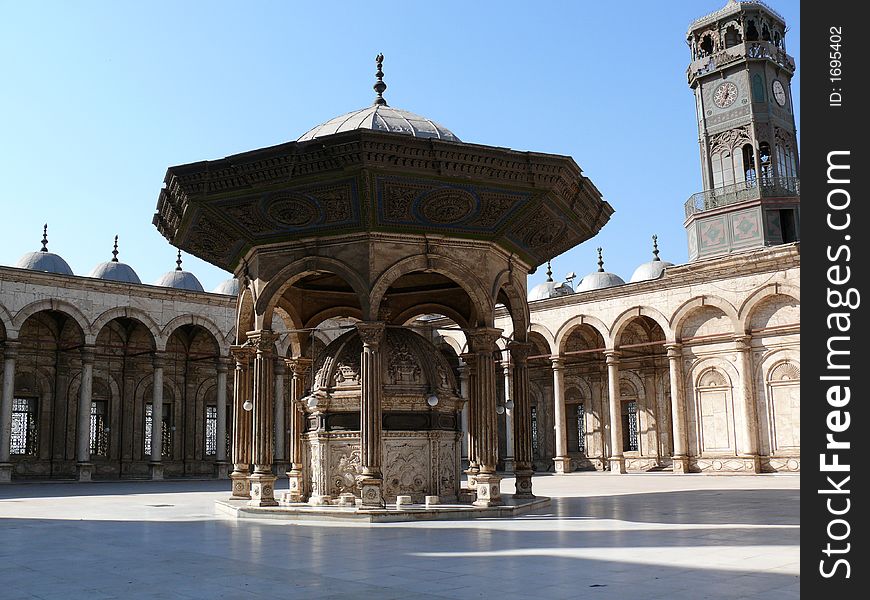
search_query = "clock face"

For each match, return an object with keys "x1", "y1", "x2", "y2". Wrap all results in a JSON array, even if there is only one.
[
  {"x1": 713, "y1": 81, "x2": 739, "y2": 108},
  {"x1": 772, "y1": 80, "x2": 787, "y2": 106}
]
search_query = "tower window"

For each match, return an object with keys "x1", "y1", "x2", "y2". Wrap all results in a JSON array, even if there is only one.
[
  {"x1": 752, "y1": 74, "x2": 765, "y2": 102},
  {"x1": 774, "y1": 31, "x2": 782, "y2": 48},
  {"x1": 745, "y1": 20, "x2": 759, "y2": 41},
  {"x1": 762, "y1": 23, "x2": 771, "y2": 41},
  {"x1": 724, "y1": 25, "x2": 742, "y2": 48},
  {"x1": 699, "y1": 34, "x2": 714, "y2": 56},
  {"x1": 759, "y1": 142, "x2": 772, "y2": 183},
  {"x1": 11, "y1": 397, "x2": 39, "y2": 456},
  {"x1": 779, "y1": 209, "x2": 798, "y2": 243},
  {"x1": 743, "y1": 144, "x2": 757, "y2": 183}
]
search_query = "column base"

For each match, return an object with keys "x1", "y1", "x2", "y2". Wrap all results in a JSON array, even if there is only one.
[
  {"x1": 553, "y1": 456, "x2": 572, "y2": 474},
  {"x1": 740, "y1": 454, "x2": 762, "y2": 474},
  {"x1": 672, "y1": 455, "x2": 691, "y2": 474},
  {"x1": 513, "y1": 469, "x2": 535, "y2": 499},
  {"x1": 0, "y1": 463, "x2": 12, "y2": 483},
  {"x1": 148, "y1": 462, "x2": 163, "y2": 481},
  {"x1": 608, "y1": 456, "x2": 627, "y2": 474},
  {"x1": 77, "y1": 463, "x2": 95, "y2": 482},
  {"x1": 286, "y1": 469, "x2": 305, "y2": 502},
  {"x1": 464, "y1": 467, "x2": 479, "y2": 489},
  {"x1": 215, "y1": 461, "x2": 230, "y2": 480},
  {"x1": 308, "y1": 494, "x2": 332, "y2": 506},
  {"x1": 472, "y1": 473, "x2": 503, "y2": 507},
  {"x1": 230, "y1": 470, "x2": 251, "y2": 499},
  {"x1": 249, "y1": 473, "x2": 278, "y2": 507},
  {"x1": 358, "y1": 477, "x2": 384, "y2": 507}
]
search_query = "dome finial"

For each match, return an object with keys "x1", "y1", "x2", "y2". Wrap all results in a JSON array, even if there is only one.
[
  {"x1": 652, "y1": 234, "x2": 661, "y2": 261},
  {"x1": 175, "y1": 248, "x2": 183, "y2": 271},
  {"x1": 546, "y1": 260, "x2": 553, "y2": 282},
  {"x1": 597, "y1": 247, "x2": 604, "y2": 272},
  {"x1": 373, "y1": 53, "x2": 388, "y2": 106},
  {"x1": 111, "y1": 235, "x2": 119, "y2": 262},
  {"x1": 41, "y1": 224, "x2": 49, "y2": 253}
]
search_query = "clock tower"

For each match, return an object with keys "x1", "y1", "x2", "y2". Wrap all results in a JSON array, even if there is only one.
[{"x1": 684, "y1": 0, "x2": 799, "y2": 260}]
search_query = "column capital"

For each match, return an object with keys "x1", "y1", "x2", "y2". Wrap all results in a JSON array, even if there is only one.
[
  {"x1": 664, "y1": 343, "x2": 683, "y2": 359},
  {"x1": 79, "y1": 345, "x2": 97, "y2": 365},
  {"x1": 230, "y1": 344, "x2": 255, "y2": 365},
  {"x1": 467, "y1": 327, "x2": 502, "y2": 353},
  {"x1": 733, "y1": 335, "x2": 752, "y2": 351},
  {"x1": 604, "y1": 350, "x2": 620, "y2": 365},
  {"x1": 215, "y1": 356, "x2": 231, "y2": 373},
  {"x1": 286, "y1": 356, "x2": 312, "y2": 376},
  {"x1": 356, "y1": 321, "x2": 386, "y2": 348},
  {"x1": 460, "y1": 352, "x2": 477, "y2": 368},
  {"x1": 1, "y1": 339, "x2": 21, "y2": 360},
  {"x1": 507, "y1": 341, "x2": 533, "y2": 364},
  {"x1": 550, "y1": 356, "x2": 564, "y2": 370},
  {"x1": 151, "y1": 351, "x2": 168, "y2": 370},
  {"x1": 246, "y1": 330, "x2": 279, "y2": 351}
]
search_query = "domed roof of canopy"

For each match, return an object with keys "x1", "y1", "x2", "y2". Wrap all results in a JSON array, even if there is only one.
[
  {"x1": 87, "y1": 235, "x2": 142, "y2": 284},
  {"x1": 296, "y1": 54, "x2": 460, "y2": 143},
  {"x1": 154, "y1": 249, "x2": 204, "y2": 292},
  {"x1": 528, "y1": 261, "x2": 574, "y2": 301},
  {"x1": 629, "y1": 235, "x2": 674, "y2": 283},
  {"x1": 576, "y1": 248, "x2": 625, "y2": 292},
  {"x1": 15, "y1": 225, "x2": 74, "y2": 276},
  {"x1": 308, "y1": 326, "x2": 461, "y2": 411},
  {"x1": 212, "y1": 278, "x2": 240, "y2": 296}
]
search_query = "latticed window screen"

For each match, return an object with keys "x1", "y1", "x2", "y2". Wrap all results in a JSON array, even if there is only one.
[
  {"x1": 531, "y1": 406, "x2": 539, "y2": 456},
  {"x1": 205, "y1": 405, "x2": 217, "y2": 456},
  {"x1": 90, "y1": 400, "x2": 109, "y2": 456},
  {"x1": 576, "y1": 403, "x2": 585, "y2": 453},
  {"x1": 624, "y1": 400, "x2": 639, "y2": 452},
  {"x1": 11, "y1": 397, "x2": 38, "y2": 456},
  {"x1": 145, "y1": 403, "x2": 172, "y2": 458}
]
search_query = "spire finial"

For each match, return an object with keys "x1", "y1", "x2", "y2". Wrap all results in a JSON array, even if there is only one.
[
  {"x1": 652, "y1": 234, "x2": 661, "y2": 261},
  {"x1": 373, "y1": 53, "x2": 388, "y2": 106},
  {"x1": 40, "y1": 224, "x2": 48, "y2": 252},
  {"x1": 597, "y1": 247, "x2": 604, "y2": 272},
  {"x1": 175, "y1": 248, "x2": 183, "y2": 271},
  {"x1": 546, "y1": 260, "x2": 553, "y2": 282},
  {"x1": 111, "y1": 235, "x2": 119, "y2": 262}
]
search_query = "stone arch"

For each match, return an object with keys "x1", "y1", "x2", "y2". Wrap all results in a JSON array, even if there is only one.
[
  {"x1": 492, "y1": 269, "x2": 530, "y2": 342},
  {"x1": 438, "y1": 334, "x2": 464, "y2": 357},
  {"x1": 370, "y1": 254, "x2": 492, "y2": 328},
  {"x1": 237, "y1": 287, "x2": 255, "y2": 343},
  {"x1": 670, "y1": 296, "x2": 739, "y2": 339},
  {"x1": 159, "y1": 315, "x2": 228, "y2": 354},
  {"x1": 273, "y1": 306, "x2": 303, "y2": 357},
  {"x1": 610, "y1": 306, "x2": 673, "y2": 347},
  {"x1": 0, "y1": 302, "x2": 13, "y2": 341},
  {"x1": 256, "y1": 256, "x2": 370, "y2": 328},
  {"x1": 741, "y1": 289, "x2": 800, "y2": 334},
  {"x1": 12, "y1": 299, "x2": 91, "y2": 341},
  {"x1": 90, "y1": 307, "x2": 161, "y2": 349},
  {"x1": 554, "y1": 315, "x2": 609, "y2": 354},
  {"x1": 528, "y1": 323, "x2": 555, "y2": 354},
  {"x1": 738, "y1": 283, "x2": 800, "y2": 333},
  {"x1": 676, "y1": 305, "x2": 735, "y2": 342},
  {"x1": 395, "y1": 305, "x2": 469, "y2": 331}
]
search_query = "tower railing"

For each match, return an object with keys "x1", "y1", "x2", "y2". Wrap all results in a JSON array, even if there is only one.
[
  {"x1": 685, "y1": 176, "x2": 800, "y2": 218},
  {"x1": 687, "y1": 41, "x2": 795, "y2": 83}
]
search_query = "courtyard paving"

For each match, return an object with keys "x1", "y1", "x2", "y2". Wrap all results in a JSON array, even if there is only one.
[{"x1": 0, "y1": 473, "x2": 799, "y2": 599}]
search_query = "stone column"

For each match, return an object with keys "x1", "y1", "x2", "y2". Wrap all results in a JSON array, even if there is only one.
[
  {"x1": 734, "y1": 335, "x2": 762, "y2": 473},
  {"x1": 665, "y1": 344, "x2": 690, "y2": 473},
  {"x1": 551, "y1": 357, "x2": 571, "y2": 473},
  {"x1": 509, "y1": 341, "x2": 535, "y2": 499},
  {"x1": 286, "y1": 357, "x2": 311, "y2": 502},
  {"x1": 605, "y1": 350, "x2": 626, "y2": 474},
  {"x1": 215, "y1": 358, "x2": 230, "y2": 479},
  {"x1": 0, "y1": 341, "x2": 20, "y2": 482},
  {"x1": 356, "y1": 321, "x2": 386, "y2": 507},
  {"x1": 149, "y1": 353, "x2": 165, "y2": 480},
  {"x1": 249, "y1": 331, "x2": 279, "y2": 506},
  {"x1": 468, "y1": 327, "x2": 502, "y2": 507},
  {"x1": 273, "y1": 359, "x2": 287, "y2": 477},
  {"x1": 229, "y1": 345, "x2": 254, "y2": 499},
  {"x1": 461, "y1": 352, "x2": 479, "y2": 491},
  {"x1": 501, "y1": 360, "x2": 514, "y2": 473},
  {"x1": 458, "y1": 362, "x2": 469, "y2": 469},
  {"x1": 76, "y1": 346, "x2": 96, "y2": 481}
]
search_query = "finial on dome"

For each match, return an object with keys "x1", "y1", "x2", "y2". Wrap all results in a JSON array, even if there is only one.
[
  {"x1": 175, "y1": 248, "x2": 183, "y2": 271},
  {"x1": 373, "y1": 53, "x2": 388, "y2": 106},
  {"x1": 111, "y1": 235, "x2": 119, "y2": 262},
  {"x1": 652, "y1": 234, "x2": 661, "y2": 261},
  {"x1": 546, "y1": 260, "x2": 553, "y2": 282},
  {"x1": 597, "y1": 247, "x2": 604, "y2": 272},
  {"x1": 41, "y1": 224, "x2": 48, "y2": 253}
]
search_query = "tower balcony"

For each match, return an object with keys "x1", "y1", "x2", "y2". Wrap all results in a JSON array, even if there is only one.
[
  {"x1": 687, "y1": 41, "x2": 795, "y2": 85},
  {"x1": 685, "y1": 176, "x2": 800, "y2": 219}
]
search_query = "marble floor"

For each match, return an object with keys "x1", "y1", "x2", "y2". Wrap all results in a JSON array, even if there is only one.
[{"x1": 0, "y1": 473, "x2": 799, "y2": 599}]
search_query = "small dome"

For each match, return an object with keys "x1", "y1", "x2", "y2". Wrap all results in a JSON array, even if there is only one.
[
  {"x1": 87, "y1": 235, "x2": 141, "y2": 284},
  {"x1": 629, "y1": 235, "x2": 673, "y2": 283},
  {"x1": 213, "y1": 278, "x2": 240, "y2": 296},
  {"x1": 155, "y1": 270, "x2": 204, "y2": 292},
  {"x1": 15, "y1": 225, "x2": 73, "y2": 275},
  {"x1": 16, "y1": 251, "x2": 74, "y2": 276},
  {"x1": 298, "y1": 105, "x2": 460, "y2": 143},
  {"x1": 528, "y1": 262, "x2": 573, "y2": 301},
  {"x1": 576, "y1": 248, "x2": 625, "y2": 292}
]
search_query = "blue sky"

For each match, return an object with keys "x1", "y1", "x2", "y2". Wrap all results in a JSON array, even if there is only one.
[{"x1": 0, "y1": 0, "x2": 799, "y2": 293}]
